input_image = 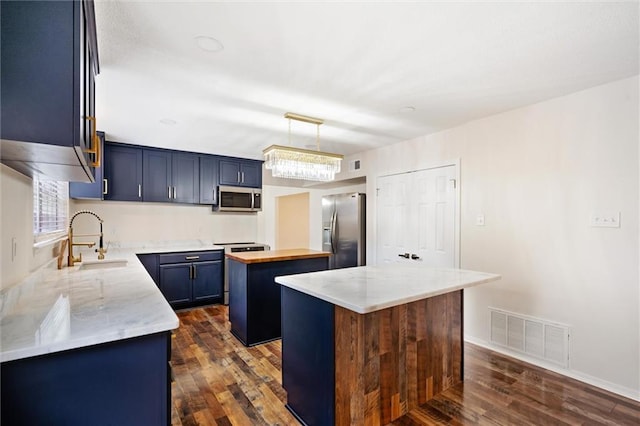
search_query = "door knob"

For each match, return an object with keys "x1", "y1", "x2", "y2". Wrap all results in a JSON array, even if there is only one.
[
  {"x1": 398, "y1": 253, "x2": 410, "y2": 259},
  {"x1": 411, "y1": 254, "x2": 420, "y2": 260}
]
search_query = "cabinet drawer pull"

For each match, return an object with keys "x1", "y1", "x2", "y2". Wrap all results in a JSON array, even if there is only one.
[{"x1": 185, "y1": 256, "x2": 200, "y2": 260}]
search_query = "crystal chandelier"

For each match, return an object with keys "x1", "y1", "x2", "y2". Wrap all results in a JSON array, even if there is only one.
[{"x1": 263, "y1": 112, "x2": 343, "y2": 182}]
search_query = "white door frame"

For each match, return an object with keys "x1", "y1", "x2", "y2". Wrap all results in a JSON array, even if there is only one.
[{"x1": 376, "y1": 159, "x2": 461, "y2": 268}]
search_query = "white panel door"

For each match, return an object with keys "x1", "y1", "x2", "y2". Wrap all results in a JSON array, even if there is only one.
[
  {"x1": 376, "y1": 172, "x2": 411, "y2": 264},
  {"x1": 377, "y1": 165, "x2": 457, "y2": 267},
  {"x1": 412, "y1": 166, "x2": 456, "y2": 267}
]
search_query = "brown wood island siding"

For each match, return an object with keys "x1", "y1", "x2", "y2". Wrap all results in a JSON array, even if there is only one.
[
  {"x1": 225, "y1": 248, "x2": 331, "y2": 264},
  {"x1": 335, "y1": 290, "x2": 463, "y2": 425}
]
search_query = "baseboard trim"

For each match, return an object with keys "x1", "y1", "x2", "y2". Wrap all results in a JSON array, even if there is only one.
[{"x1": 464, "y1": 335, "x2": 640, "y2": 402}]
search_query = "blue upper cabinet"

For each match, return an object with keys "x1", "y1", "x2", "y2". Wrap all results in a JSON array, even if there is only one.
[
  {"x1": 172, "y1": 153, "x2": 199, "y2": 204},
  {"x1": 199, "y1": 155, "x2": 219, "y2": 205},
  {"x1": 0, "y1": 0, "x2": 100, "y2": 182},
  {"x1": 69, "y1": 131, "x2": 105, "y2": 199},
  {"x1": 143, "y1": 149, "x2": 199, "y2": 204},
  {"x1": 103, "y1": 143, "x2": 143, "y2": 202},
  {"x1": 143, "y1": 150, "x2": 172, "y2": 202},
  {"x1": 219, "y1": 158, "x2": 262, "y2": 188}
]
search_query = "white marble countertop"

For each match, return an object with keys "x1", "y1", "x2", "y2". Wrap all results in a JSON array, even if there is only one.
[
  {"x1": 0, "y1": 241, "x2": 223, "y2": 363},
  {"x1": 275, "y1": 264, "x2": 501, "y2": 314}
]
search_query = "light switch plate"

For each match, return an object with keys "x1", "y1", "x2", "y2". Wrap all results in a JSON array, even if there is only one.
[
  {"x1": 590, "y1": 211, "x2": 621, "y2": 228},
  {"x1": 476, "y1": 214, "x2": 485, "y2": 226}
]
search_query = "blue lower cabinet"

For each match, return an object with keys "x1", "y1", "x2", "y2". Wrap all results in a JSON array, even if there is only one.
[
  {"x1": 157, "y1": 251, "x2": 223, "y2": 308},
  {"x1": 1, "y1": 332, "x2": 171, "y2": 426},
  {"x1": 228, "y1": 257, "x2": 328, "y2": 346},
  {"x1": 281, "y1": 287, "x2": 335, "y2": 426}
]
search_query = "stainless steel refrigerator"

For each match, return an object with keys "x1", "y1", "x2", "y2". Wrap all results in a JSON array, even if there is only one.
[{"x1": 322, "y1": 193, "x2": 366, "y2": 269}]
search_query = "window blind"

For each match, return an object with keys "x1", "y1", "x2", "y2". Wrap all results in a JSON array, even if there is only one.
[{"x1": 33, "y1": 176, "x2": 69, "y2": 245}]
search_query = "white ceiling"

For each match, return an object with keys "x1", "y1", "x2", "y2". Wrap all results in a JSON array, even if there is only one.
[{"x1": 95, "y1": 1, "x2": 639, "y2": 161}]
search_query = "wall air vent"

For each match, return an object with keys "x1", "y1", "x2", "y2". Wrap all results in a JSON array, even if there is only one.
[
  {"x1": 349, "y1": 159, "x2": 361, "y2": 171},
  {"x1": 489, "y1": 307, "x2": 570, "y2": 368}
]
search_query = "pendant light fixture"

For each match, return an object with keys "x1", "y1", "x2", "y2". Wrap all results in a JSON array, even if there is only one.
[{"x1": 263, "y1": 112, "x2": 343, "y2": 182}]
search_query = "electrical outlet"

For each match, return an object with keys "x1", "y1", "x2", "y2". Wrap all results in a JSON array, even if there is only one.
[
  {"x1": 590, "y1": 211, "x2": 621, "y2": 228},
  {"x1": 476, "y1": 214, "x2": 485, "y2": 226}
]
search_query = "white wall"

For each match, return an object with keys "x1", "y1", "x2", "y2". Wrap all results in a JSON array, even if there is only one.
[
  {"x1": 0, "y1": 165, "x2": 60, "y2": 290},
  {"x1": 365, "y1": 76, "x2": 639, "y2": 398},
  {"x1": 70, "y1": 199, "x2": 258, "y2": 245}
]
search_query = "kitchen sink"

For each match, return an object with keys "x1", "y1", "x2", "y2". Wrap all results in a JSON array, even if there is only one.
[{"x1": 79, "y1": 259, "x2": 128, "y2": 270}]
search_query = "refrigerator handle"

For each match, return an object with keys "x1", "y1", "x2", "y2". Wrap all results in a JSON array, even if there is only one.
[{"x1": 330, "y1": 210, "x2": 337, "y2": 254}]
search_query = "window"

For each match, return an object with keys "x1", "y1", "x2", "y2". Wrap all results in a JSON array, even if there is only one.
[{"x1": 33, "y1": 176, "x2": 69, "y2": 246}]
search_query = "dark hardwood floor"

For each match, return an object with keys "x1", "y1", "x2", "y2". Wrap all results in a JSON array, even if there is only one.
[{"x1": 171, "y1": 305, "x2": 639, "y2": 426}]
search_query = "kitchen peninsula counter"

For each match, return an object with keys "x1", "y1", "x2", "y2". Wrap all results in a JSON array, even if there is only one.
[
  {"x1": 227, "y1": 249, "x2": 330, "y2": 346},
  {"x1": 275, "y1": 264, "x2": 501, "y2": 425},
  {"x1": 0, "y1": 241, "x2": 222, "y2": 425}
]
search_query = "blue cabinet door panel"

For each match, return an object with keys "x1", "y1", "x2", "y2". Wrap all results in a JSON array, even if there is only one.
[
  {"x1": 159, "y1": 263, "x2": 192, "y2": 306},
  {"x1": 172, "y1": 153, "x2": 199, "y2": 204},
  {"x1": 199, "y1": 155, "x2": 218, "y2": 205},
  {"x1": 1, "y1": 1, "x2": 76, "y2": 146},
  {"x1": 143, "y1": 149, "x2": 172, "y2": 202},
  {"x1": 240, "y1": 161, "x2": 261, "y2": 187},
  {"x1": 192, "y1": 260, "x2": 223, "y2": 301},
  {"x1": 219, "y1": 159, "x2": 241, "y2": 186},
  {"x1": 104, "y1": 143, "x2": 142, "y2": 201}
]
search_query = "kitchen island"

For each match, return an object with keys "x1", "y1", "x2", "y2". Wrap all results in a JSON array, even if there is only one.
[
  {"x1": 275, "y1": 264, "x2": 501, "y2": 425},
  {"x1": 0, "y1": 242, "x2": 219, "y2": 425},
  {"x1": 226, "y1": 249, "x2": 330, "y2": 346}
]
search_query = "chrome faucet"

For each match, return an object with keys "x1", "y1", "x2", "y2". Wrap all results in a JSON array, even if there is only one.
[{"x1": 68, "y1": 210, "x2": 106, "y2": 267}]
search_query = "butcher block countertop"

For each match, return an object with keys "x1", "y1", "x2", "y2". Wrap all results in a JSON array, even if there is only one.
[{"x1": 225, "y1": 249, "x2": 331, "y2": 264}]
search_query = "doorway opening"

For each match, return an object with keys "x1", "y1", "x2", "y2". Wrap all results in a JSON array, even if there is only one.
[{"x1": 276, "y1": 192, "x2": 310, "y2": 250}]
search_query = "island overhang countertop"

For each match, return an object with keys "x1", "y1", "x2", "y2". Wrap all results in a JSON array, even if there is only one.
[
  {"x1": 275, "y1": 264, "x2": 501, "y2": 314},
  {"x1": 225, "y1": 248, "x2": 331, "y2": 264}
]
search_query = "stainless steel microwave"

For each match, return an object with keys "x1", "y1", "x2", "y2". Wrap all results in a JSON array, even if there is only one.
[{"x1": 218, "y1": 186, "x2": 262, "y2": 212}]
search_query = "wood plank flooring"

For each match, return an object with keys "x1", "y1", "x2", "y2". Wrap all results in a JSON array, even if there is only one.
[{"x1": 171, "y1": 306, "x2": 640, "y2": 426}]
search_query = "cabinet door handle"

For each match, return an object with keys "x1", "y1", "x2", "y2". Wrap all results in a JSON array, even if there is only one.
[
  {"x1": 83, "y1": 116, "x2": 101, "y2": 167},
  {"x1": 138, "y1": 184, "x2": 142, "y2": 198},
  {"x1": 411, "y1": 254, "x2": 421, "y2": 260},
  {"x1": 173, "y1": 186, "x2": 177, "y2": 199},
  {"x1": 185, "y1": 256, "x2": 200, "y2": 260},
  {"x1": 189, "y1": 264, "x2": 193, "y2": 280},
  {"x1": 168, "y1": 186, "x2": 172, "y2": 199},
  {"x1": 192, "y1": 264, "x2": 197, "y2": 280},
  {"x1": 398, "y1": 253, "x2": 410, "y2": 259},
  {"x1": 103, "y1": 179, "x2": 108, "y2": 195},
  {"x1": 241, "y1": 172, "x2": 245, "y2": 183},
  {"x1": 237, "y1": 171, "x2": 241, "y2": 183}
]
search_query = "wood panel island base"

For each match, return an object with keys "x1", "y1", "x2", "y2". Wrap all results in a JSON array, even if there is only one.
[{"x1": 277, "y1": 265, "x2": 501, "y2": 425}]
